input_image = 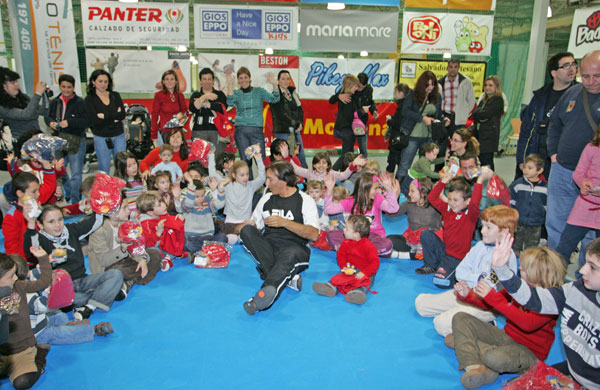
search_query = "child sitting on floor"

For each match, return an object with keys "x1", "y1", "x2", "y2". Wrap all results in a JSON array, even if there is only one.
[
  {"x1": 306, "y1": 180, "x2": 328, "y2": 230},
  {"x1": 409, "y1": 143, "x2": 445, "y2": 181},
  {"x1": 449, "y1": 246, "x2": 564, "y2": 389},
  {"x1": 327, "y1": 185, "x2": 349, "y2": 231},
  {"x1": 414, "y1": 205, "x2": 519, "y2": 336},
  {"x1": 151, "y1": 144, "x2": 183, "y2": 183},
  {"x1": 113, "y1": 151, "x2": 146, "y2": 213},
  {"x1": 312, "y1": 215, "x2": 379, "y2": 305},
  {"x1": 291, "y1": 152, "x2": 366, "y2": 190}
]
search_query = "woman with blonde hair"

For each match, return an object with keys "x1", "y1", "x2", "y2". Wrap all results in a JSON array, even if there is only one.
[
  {"x1": 471, "y1": 75, "x2": 504, "y2": 170},
  {"x1": 330, "y1": 74, "x2": 368, "y2": 157}
]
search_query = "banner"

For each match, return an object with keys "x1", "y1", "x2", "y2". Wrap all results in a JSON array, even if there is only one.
[
  {"x1": 398, "y1": 59, "x2": 487, "y2": 98},
  {"x1": 8, "y1": 0, "x2": 81, "y2": 95},
  {"x1": 194, "y1": 5, "x2": 298, "y2": 50},
  {"x1": 196, "y1": 53, "x2": 299, "y2": 96},
  {"x1": 0, "y1": 9, "x2": 5, "y2": 53},
  {"x1": 567, "y1": 8, "x2": 600, "y2": 59},
  {"x1": 301, "y1": 0, "x2": 400, "y2": 6},
  {"x1": 82, "y1": 1, "x2": 189, "y2": 47},
  {"x1": 299, "y1": 58, "x2": 395, "y2": 100},
  {"x1": 85, "y1": 49, "x2": 191, "y2": 94},
  {"x1": 300, "y1": 10, "x2": 398, "y2": 53},
  {"x1": 401, "y1": 12, "x2": 494, "y2": 56},
  {"x1": 404, "y1": 0, "x2": 495, "y2": 11}
]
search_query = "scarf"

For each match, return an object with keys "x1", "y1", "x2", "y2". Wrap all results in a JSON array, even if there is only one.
[{"x1": 39, "y1": 227, "x2": 76, "y2": 252}]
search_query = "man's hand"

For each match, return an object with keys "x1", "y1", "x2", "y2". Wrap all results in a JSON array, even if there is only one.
[
  {"x1": 338, "y1": 93, "x2": 351, "y2": 104},
  {"x1": 477, "y1": 167, "x2": 494, "y2": 184},
  {"x1": 136, "y1": 260, "x2": 148, "y2": 279},
  {"x1": 550, "y1": 154, "x2": 557, "y2": 163},
  {"x1": 264, "y1": 216, "x2": 288, "y2": 228},
  {"x1": 454, "y1": 281, "x2": 470, "y2": 298}
]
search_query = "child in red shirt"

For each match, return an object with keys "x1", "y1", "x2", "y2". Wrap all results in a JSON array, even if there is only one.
[{"x1": 312, "y1": 215, "x2": 379, "y2": 305}]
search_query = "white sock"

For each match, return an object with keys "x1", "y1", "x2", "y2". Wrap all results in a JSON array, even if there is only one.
[
  {"x1": 227, "y1": 234, "x2": 239, "y2": 245},
  {"x1": 390, "y1": 250, "x2": 410, "y2": 258}
]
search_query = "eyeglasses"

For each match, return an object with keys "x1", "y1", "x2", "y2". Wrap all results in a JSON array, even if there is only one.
[
  {"x1": 557, "y1": 62, "x2": 577, "y2": 70},
  {"x1": 450, "y1": 138, "x2": 465, "y2": 143}
]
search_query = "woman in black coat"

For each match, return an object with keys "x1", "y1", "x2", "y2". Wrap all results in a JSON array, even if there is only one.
[{"x1": 471, "y1": 76, "x2": 504, "y2": 170}]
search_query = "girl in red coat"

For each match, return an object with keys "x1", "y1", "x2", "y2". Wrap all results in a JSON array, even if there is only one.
[{"x1": 312, "y1": 215, "x2": 379, "y2": 305}]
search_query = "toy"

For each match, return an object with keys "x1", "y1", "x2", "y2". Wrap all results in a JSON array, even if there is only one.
[
  {"x1": 89, "y1": 173, "x2": 126, "y2": 214},
  {"x1": 20, "y1": 133, "x2": 66, "y2": 161},
  {"x1": 244, "y1": 144, "x2": 261, "y2": 159}
]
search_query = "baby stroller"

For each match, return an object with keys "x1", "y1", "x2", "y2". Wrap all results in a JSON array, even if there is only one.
[{"x1": 125, "y1": 104, "x2": 153, "y2": 161}]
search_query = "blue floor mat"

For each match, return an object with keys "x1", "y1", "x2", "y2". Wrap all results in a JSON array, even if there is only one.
[{"x1": 0, "y1": 213, "x2": 565, "y2": 390}]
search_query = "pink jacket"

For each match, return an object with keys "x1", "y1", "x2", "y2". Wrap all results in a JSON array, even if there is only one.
[
  {"x1": 324, "y1": 191, "x2": 399, "y2": 237},
  {"x1": 568, "y1": 143, "x2": 600, "y2": 229}
]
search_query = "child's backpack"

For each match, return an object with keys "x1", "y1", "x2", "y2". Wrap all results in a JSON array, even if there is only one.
[
  {"x1": 159, "y1": 215, "x2": 186, "y2": 257},
  {"x1": 47, "y1": 269, "x2": 74, "y2": 310}
]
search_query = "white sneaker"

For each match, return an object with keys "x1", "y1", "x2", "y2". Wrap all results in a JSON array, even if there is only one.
[{"x1": 287, "y1": 274, "x2": 302, "y2": 292}]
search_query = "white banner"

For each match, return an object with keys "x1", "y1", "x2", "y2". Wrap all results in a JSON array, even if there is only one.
[
  {"x1": 194, "y1": 5, "x2": 298, "y2": 50},
  {"x1": 82, "y1": 1, "x2": 189, "y2": 47},
  {"x1": 299, "y1": 58, "x2": 395, "y2": 100},
  {"x1": 568, "y1": 8, "x2": 600, "y2": 59},
  {"x1": 85, "y1": 49, "x2": 191, "y2": 94},
  {"x1": 401, "y1": 12, "x2": 494, "y2": 56},
  {"x1": 0, "y1": 9, "x2": 6, "y2": 53},
  {"x1": 8, "y1": 0, "x2": 81, "y2": 95},
  {"x1": 196, "y1": 53, "x2": 299, "y2": 96}
]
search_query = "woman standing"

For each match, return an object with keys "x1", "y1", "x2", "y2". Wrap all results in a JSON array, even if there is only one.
[
  {"x1": 189, "y1": 68, "x2": 228, "y2": 156},
  {"x1": 0, "y1": 67, "x2": 47, "y2": 139},
  {"x1": 227, "y1": 67, "x2": 279, "y2": 179},
  {"x1": 330, "y1": 75, "x2": 365, "y2": 157},
  {"x1": 84, "y1": 69, "x2": 126, "y2": 174},
  {"x1": 151, "y1": 70, "x2": 187, "y2": 145},
  {"x1": 471, "y1": 76, "x2": 504, "y2": 170},
  {"x1": 397, "y1": 71, "x2": 448, "y2": 191},
  {"x1": 140, "y1": 128, "x2": 189, "y2": 178},
  {"x1": 270, "y1": 70, "x2": 307, "y2": 167}
]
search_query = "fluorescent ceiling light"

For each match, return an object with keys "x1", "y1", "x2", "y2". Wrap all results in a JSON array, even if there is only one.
[
  {"x1": 443, "y1": 52, "x2": 452, "y2": 59},
  {"x1": 265, "y1": 48, "x2": 274, "y2": 55},
  {"x1": 360, "y1": 51, "x2": 368, "y2": 57},
  {"x1": 547, "y1": 6, "x2": 552, "y2": 18},
  {"x1": 327, "y1": 3, "x2": 345, "y2": 10},
  {"x1": 119, "y1": 0, "x2": 138, "y2": 3},
  {"x1": 337, "y1": 54, "x2": 344, "y2": 59},
  {"x1": 177, "y1": 45, "x2": 187, "y2": 52},
  {"x1": 146, "y1": 46, "x2": 152, "y2": 51},
  {"x1": 297, "y1": 22, "x2": 301, "y2": 33}
]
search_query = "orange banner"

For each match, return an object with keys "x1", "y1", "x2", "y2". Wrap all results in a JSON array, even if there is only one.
[{"x1": 404, "y1": 0, "x2": 494, "y2": 11}]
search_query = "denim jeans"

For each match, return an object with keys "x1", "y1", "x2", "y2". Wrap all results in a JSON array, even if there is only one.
[
  {"x1": 397, "y1": 136, "x2": 430, "y2": 182},
  {"x1": 556, "y1": 224, "x2": 600, "y2": 269},
  {"x1": 234, "y1": 126, "x2": 265, "y2": 180},
  {"x1": 93, "y1": 133, "x2": 126, "y2": 174},
  {"x1": 421, "y1": 229, "x2": 460, "y2": 272},
  {"x1": 339, "y1": 130, "x2": 368, "y2": 157},
  {"x1": 72, "y1": 269, "x2": 123, "y2": 312},
  {"x1": 64, "y1": 140, "x2": 86, "y2": 202},
  {"x1": 35, "y1": 312, "x2": 94, "y2": 345}
]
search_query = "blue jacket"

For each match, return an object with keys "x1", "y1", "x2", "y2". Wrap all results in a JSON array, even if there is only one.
[
  {"x1": 400, "y1": 90, "x2": 443, "y2": 136},
  {"x1": 509, "y1": 176, "x2": 547, "y2": 226},
  {"x1": 44, "y1": 93, "x2": 89, "y2": 137}
]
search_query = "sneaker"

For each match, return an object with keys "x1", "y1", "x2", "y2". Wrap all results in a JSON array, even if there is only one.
[
  {"x1": 161, "y1": 258, "x2": 173, "y2": 272},
  {"x1": 94, "y1": 322, "x2": 114, "y2": 337},
  {"x1": 312, "y1": 282, "x2": 336, "y2": 297},
  {"x1": 114, "y1": 282, "x2": 128, "y2": 301},
  {"x1": 73, "y1": 306, "x2": 93, "y2": 321},
  {"x1": 415, "y1": 266, "x2": 436, "y2": 275},
  {"x1": 82, "y1": 161, "x2": 90, "y2": 174},
  {"x1": 243, "y1": 286, "x2": 276, "y2": 315},
  {"x1": 444, "y1": 333, "x2": 455, "y2": 349},
  {"x1": 287, "y1": 274, "x2": 302, "y2": 292},
  {"x1": 461, "y1": 366, "x2": 498, "y2": 389},
  {"x1": 345, "y1": 289, "x2": 367, "y2": 305}
]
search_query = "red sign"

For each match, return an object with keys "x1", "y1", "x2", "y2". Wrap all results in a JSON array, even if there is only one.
[
  {"x1": 87, "y1": 6, "x2": 163, "y2": 22},
  {"x1": 258, "y1": 55, "x2": 299, "y2": 69},
  {"x1": 407, "y1": 16, "x2": 442, "y2": 44}
]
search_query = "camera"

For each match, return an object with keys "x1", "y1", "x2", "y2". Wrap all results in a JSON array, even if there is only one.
[
  {"x1": 536, "y1": 118, "x2": 549, "y2": 135},
  {"x1": 45, "y1": 87, "x2": 54, "y2": 98}
]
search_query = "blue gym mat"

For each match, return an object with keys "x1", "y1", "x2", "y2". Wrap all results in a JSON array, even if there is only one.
[{"x1": 0, "y1": 211, "x2": 565, "y2": 390}]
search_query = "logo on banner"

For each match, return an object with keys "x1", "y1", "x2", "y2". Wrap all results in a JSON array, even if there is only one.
[
  {"x1": 305, "y1": 61, "x2": 389, "y2": 93},
  {"x1": 305, "y1": 24, "x2": 392, "y2": 39},
  {"x1": 166, "y1": 9, "x2": 184, "y2": 25},
  {"x1": 202, "y1": 10, "x2": 229, "y2": 36},
  {"x1": 407, "y1": 16, "x2": 442, "y2": 44},
  {"x1": 575, "y1": 10, "x2": 600, "y2": 47},
  {"x1": 87, "y1": 6, "x2": 162, "y2": 22},
  {"x1": 454, "y1": 17, "x2": 489, "y2": 53},
  {"x1": 265, "y1": 12, "x2": 291, "y2": 40}
]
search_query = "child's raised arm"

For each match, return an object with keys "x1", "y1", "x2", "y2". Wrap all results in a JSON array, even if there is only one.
[{"x1": 21, "y1": 247, "x2": 52, "y2": 293}]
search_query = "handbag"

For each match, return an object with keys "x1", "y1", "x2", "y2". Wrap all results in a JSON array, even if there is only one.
[
  {"x1": 213, "y1": 103, "x2": 234, "y2": 138},
  {"x1": 389, "y1": 131, "x2": 409, "y2": 151},
  {"x1": 430, "y1": 120, "x2": 447, "y2": 143},
  {"x1": 351, "y1": 112, "x2": 366, "y2": 136},
  {"x1": 58, "y1": 132, "x2": 81, "y2": 155}
]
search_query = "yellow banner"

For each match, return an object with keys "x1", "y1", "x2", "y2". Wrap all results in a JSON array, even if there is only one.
[
  {"x1": 404, "y1": 0, "x2": 494, "y2": 11},
  {"x1": 398, "y1": 59, "x2": 487, "y2": 98}
]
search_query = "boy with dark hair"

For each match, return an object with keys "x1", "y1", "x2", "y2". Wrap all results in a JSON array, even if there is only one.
[
  {"x1": 509, "y1": 153, "x2": 547, "y2": 255},
  {"x1": 3, "y1": 171, "x2": 56, "y2": 259},
  {"x1": 312, "y1": 215, "x2": 379, "y2": 305}
]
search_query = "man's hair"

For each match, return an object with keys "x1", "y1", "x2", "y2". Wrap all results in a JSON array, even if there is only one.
[
  {"x1": 520, "y1": 247, "x2": 566, "y2": 288},
  {"x1": 347, "y1": 215, "x2": 370, "y2": 238},
  {"x1": 199, "y1": 67, "x2": 214, "y2": 79},
  {"x1": 459, "y1": 152, "x2": 479, "y2": 165},
  {"x1": 306, "y1": 180, "x2": 323, "y2": 191},
  {"x1": 547, "y1": 52, "x2": 575, "y2": 74},
  {"x1": 58, "y1": 74, "x2": 75, "y2": 86},
  {"x1": 137, "y1": 191, "x2": 164, "y2": 214},
  {"x1": 524, "y1": 154, "x2": 545, "y2": 171},
  {"x1": 267, "y1": 161, "x2": 297, "y2": 187},
  {"x1": 270, "y1": 138, "x2": 288, "y2": 158},
  {"x1": 12, "y1": 172, "x2": 38, "y2": 197},
  {"x1": 357, "y1": 72, "x2": 369, "y2": 86},
  {"x1": 394, "y1": 83, "x2": 410, "y2": 96},
  {"x1": 447, "y1": 177, "x2": 472, "y2": 199},
  {"x1": 448, "y1": 59, "x2": 460, "y2": 66},
  {"x1": 9, "y1": 254, "x2": 28, "y2": 281},
  {"x1": 585, "y1": 238, "x2": 600, "y2": 259},
  {"x1": 480, "y1": 205, "x2": 519, "y2": 235},
  {"x1": 159, "y1": 144, "x2": 173, "y2": 155}
]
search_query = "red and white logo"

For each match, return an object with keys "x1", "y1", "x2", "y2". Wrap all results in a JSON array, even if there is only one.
[{"x1": 407, "y1": 16, "x2": 442, "y2": 45}]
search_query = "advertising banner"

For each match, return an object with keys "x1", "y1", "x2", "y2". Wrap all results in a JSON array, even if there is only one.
[
  {"x1": 301, "y1": 0, "x2": 400, "y2": 6},
  {"x1": 0, "y1": 9, "x2": 5, "y2": 53},
  {"x1": 401, "y1": 12, "x2": 494, "y2": 56},
  {"x1": 8, "y1": 0, "x2": 81, "y2": 95},
  {"x1": 81, "y1": 0, "x2": 189, "y2": 47},
  {"x1": 398, "y1": 59, "x2": 487, "y2": 98},
  {"x1": 194, "y1": 5, "x2": 298, "y2": 50},
  {"x1": 300, "y1": 10, "x2": 398, "y2": 53},
  {"x1": 299, "y1": 58, "x2": 395, "y2": 100},
  {"x1": 404, "y1": 0, "x2": 495, "y2": 11},
  {"x1": 85, "y1": 49, "x2": 191, "y2": 94},
  {"x1": 196, "y1": 53, "x2": 299, "y2": 96},
  {"x1": 567, "y1": 8, "x2": 600, "y2": 59}
]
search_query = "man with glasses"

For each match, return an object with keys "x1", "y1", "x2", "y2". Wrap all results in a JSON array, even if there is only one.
[{"x1": 516, "y1": 52, "x2": 577, "y2": 180}]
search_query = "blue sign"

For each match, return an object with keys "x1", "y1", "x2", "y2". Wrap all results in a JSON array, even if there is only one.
[
  {"x1": 232, "y1": 9, "x2": 261, "y2": 39},
  {"x1": 265, "y1": 12, "x2": 291, "y2": 34},
  {"x1": 202, "y1": 10, "x2": 228, "y2": 33}
]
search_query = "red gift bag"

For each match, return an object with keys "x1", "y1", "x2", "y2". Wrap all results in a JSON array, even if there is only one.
[
  {"x1": 47, "y1": 269, "x2": 74, "y2": 310},
  {"x1": 502, "y1": 361, "x2": 580, "y2": 390},
  {"x1": 159, "y1": 216, "x2": 186, "y2": 257},
  {"x1": 310, "y1": 230, "x2": 331, "y2": 251},
  {"x1": 487, "y1": 175, "x2": 511, "y2": 206}
]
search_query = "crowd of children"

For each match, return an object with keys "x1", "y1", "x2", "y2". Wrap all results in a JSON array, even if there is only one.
[{"x1": 0, "y1": 107, "x2": 598, "y2": 390}]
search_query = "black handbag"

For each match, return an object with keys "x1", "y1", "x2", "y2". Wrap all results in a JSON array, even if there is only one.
[
  {"x1": 430, "y1": 120, "x2": 447, "y2": 143},
  {"x1": 390, "y1": 131, "x2": 409, "y2": 151}
]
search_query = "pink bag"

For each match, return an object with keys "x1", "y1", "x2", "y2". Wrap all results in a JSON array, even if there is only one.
[
  {"x1": 351, "y1": 112, "x2": 366, "y2": 136},
  {"x1": 47, "y1": 269, "x2": 74, "y2": 310}
]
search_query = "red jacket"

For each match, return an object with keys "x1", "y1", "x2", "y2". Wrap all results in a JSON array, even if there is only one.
[
  {"x1": 151, "y1": 90, "x2": 187, "y2": 140},
  {"x1": 428, "y1": 180, "x2": 482, "y2": 260},
  {"x1": 140, "y1": 146, "x2": 189, "y2": 175},
  {"x1": 336, "y1": 237, "x2": 380, "y2": 278},
  {"x1": 459, "y1": 289, "x2": 557, "y2": 361}
]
